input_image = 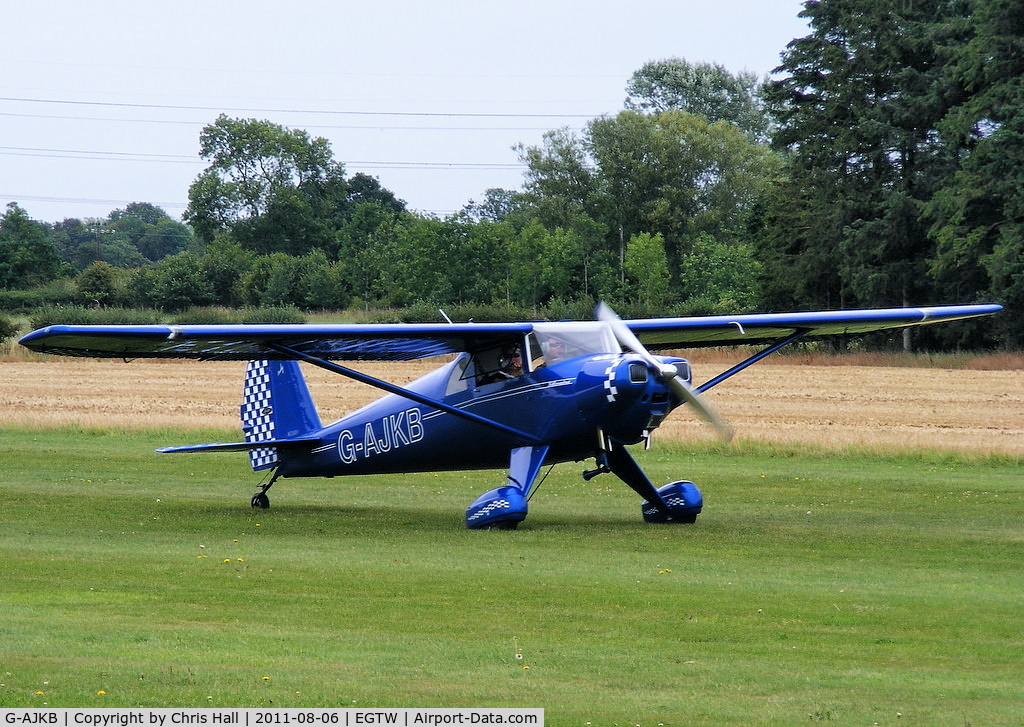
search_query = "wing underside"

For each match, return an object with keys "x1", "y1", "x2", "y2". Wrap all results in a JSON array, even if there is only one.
[
  {"x1": 629, "y1": 305, "x2": 1003, "y2": 349},
  {"x1": 19, "y1": 322, "x2": 534, "y2": 360}
]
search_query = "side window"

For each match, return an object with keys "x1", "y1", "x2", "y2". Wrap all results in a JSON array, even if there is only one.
[
  {"x1": 475, "y1": 343, "x2": 524, "y2": 386},
  {"x1": 445, "y1": 354, "x2": 474, "y2": 396},
  {"x1": 526, "y1": 333, "x2": 545, "y2": 369}
]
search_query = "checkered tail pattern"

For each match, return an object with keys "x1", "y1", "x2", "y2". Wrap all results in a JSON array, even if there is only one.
[{"x1": 241, "y1": 360, "x2": 278, "y2": 470}]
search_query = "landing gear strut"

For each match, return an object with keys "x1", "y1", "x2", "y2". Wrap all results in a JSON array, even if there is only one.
[
  {"x1": 589, "y1": 442, "x2": 703, "y2": 524},
  {"x1": 251, "y1": 471, "x2": 280, "y2": 509}
]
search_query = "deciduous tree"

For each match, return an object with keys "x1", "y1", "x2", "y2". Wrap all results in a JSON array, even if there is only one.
[
  {"x1": 185, "y1": 115, "x2": 348, "y2": 245},
  {"x1": 0, "y1": 203, "x2": 63, "y2": 288},
  {"x1": 626, "y1": 57, "x2": 771, "y2": 141}
]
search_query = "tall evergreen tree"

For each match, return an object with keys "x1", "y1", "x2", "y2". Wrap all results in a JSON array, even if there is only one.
[
  {"x1": 763, "y1": 0, "x2": 972, "y2": 346},
  {"x1": 926, "y1": 0, "x2": 1024, "y2": 346}
]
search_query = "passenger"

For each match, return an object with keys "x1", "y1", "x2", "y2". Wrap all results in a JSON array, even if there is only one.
[{"x1": 544, "y1": 337, "x2": 569, "y2": 364}]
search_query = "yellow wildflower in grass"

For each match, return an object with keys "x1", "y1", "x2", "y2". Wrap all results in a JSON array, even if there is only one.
[{"x1": 97, "y1": 690, "x2": 106, "y2": 695}]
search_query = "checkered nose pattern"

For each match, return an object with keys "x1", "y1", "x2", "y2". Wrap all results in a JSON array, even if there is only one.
[{"x1": 242, "y1": 360, "x2": 278, "y2": 470}]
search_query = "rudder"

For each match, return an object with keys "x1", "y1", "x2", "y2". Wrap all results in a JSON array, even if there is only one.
[{"x1": 241, "y1": 360, "x2": 322, "y2": 471}]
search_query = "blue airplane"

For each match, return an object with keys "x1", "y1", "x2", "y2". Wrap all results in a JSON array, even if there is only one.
[{"x1": 20, "y1": 303, "x2": 1001, "y2": 529}]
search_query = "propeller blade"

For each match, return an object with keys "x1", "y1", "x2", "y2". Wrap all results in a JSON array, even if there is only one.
[
  {"x1": 597, "y1": 302, "x2": 734, "y2": 442},
  {"x1": 664, "y1": 371, "x2": 735, "y2": 442},
  {"x1": 596, "y1": 302, "x2": 660, "y2": 368}
]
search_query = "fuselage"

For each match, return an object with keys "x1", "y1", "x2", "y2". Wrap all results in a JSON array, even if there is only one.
[{"x1": 275, "y1": 351, "x2": 688, "y2": 479}]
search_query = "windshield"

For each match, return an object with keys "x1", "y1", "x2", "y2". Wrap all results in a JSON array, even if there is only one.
[{"x1": 528, "y1": 322, "x2": 619, "y2": 367}]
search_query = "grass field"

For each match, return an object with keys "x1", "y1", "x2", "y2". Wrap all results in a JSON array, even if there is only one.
[{"x1": 2, "y1": 427, "x2": 1021, "y2": 724}]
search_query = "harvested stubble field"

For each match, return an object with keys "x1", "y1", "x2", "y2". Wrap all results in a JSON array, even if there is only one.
[
  {"x1": 3, "y1": 353, "x2": 1022, "y2": 455},
  {"x1": 3, "y1": 351, "x2": 1023, "y2": 721}
]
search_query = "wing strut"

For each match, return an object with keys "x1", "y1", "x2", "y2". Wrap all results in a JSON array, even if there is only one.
[
  {"x1": 695, "y1": 331, "x2": 809, "y2": 393},
  {"x1": 268, "y1": 343, "x2": 544, "y2": 446}
]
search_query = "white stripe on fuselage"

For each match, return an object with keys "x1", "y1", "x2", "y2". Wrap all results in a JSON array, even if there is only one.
[{"x1": 421, "y1": 377, "x2": 576, "y2": 422}]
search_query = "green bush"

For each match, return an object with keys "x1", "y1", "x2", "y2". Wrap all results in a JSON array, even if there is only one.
[
  {"x1": 376, "y1": 302, "x2": 547, "y2": 324},
  {"x1": 238, "y1": 306, "x2": 307, "y2": 324},
  {"x1": 29, "y1": 306, "x2": 162, "y2": 330},
  {"x1": 0, "y1": 280, "x2": 78, "y2": 312},
  {"x1": 170, "y1": 307, "x2": 239, "y2": 325},
  {"x1": 0, "y1": 314, "x2": 19, "y2": 341},
  {"x1": 170, "y1": 306, "x2": 307, "y2": 324}
]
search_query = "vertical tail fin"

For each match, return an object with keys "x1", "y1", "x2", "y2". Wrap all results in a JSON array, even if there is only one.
[{"x1": 241, "y1": 360, "x2": 322, "y2": 471}]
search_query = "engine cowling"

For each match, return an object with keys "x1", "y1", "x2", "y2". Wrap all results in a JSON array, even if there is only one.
[{"x1": 574, "y1": 354, "x2": 690, "y2": 444}]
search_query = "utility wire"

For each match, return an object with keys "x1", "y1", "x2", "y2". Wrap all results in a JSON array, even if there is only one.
[
  {"x1": 0, "y1": 111, "x2": 576, "y2": 132},
  {"x1": 0, "y1": 145, "x2": 525, "y2": 170},
  {"x1": 0, "y1": 96, "x2": 597, "y2": 120}
]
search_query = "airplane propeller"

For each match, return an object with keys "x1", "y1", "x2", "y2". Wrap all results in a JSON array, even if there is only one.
[{"x1": 596, "y1": 302, "x2": 735, "y2": 442}]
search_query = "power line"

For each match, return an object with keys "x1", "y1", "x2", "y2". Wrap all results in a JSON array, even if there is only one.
[
  {"x1": 1, "y1": 192, "x2": 464, "y2": 218},
  {"x1": 0, "y1": 110, "x2": 569, "y2": 132},
  {"x1": 0, "y1": 95, "x2": 597, "y2": 120},
  {"x1": 1, "y1": 193, "x2": 187, "y2": 210},
  {"x1": 0, "y1": 145, "x2": 201, "y2": 163},
  {"x1": 0, "y1": 145, "x2": 525, "y2": 171}
]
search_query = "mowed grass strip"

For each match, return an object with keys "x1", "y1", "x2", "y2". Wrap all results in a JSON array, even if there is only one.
[{"x1": 1, "y1": 427, "x2": 1022, "y2": 724}]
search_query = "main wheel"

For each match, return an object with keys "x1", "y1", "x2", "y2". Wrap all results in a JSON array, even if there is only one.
[
  {"x1": 641, "y1": 481, "x2": 702, "y2": 523},
  {"x1": 485, "y1": 520, "x2": 519, "y2": 531},
  {"x1": 251, "y1": 492, "x2": 270, "y2": 509}
]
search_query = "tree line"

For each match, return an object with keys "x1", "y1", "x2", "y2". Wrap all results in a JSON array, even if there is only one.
[{"x1": 1, "y1": 0, "x2": 1019, "y2": 349}]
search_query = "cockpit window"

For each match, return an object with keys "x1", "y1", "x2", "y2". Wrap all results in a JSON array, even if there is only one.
[
  {"x1": 472, "y1": 342, "x2": 525, "y2": 386},
  {"x1": 445, "y1": 353, "x2": 473, "y2": 395},
  {"x1": 529, "y1": 322, "x2": 619, "y2": 367}
]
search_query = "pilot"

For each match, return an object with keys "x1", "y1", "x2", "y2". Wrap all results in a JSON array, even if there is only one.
[
  {"x1": 480, "y1": 345, "x2": 522, "y2": 384},
  {"x1": 499, "y1": 346, "x2": 523, "y2": 378}
]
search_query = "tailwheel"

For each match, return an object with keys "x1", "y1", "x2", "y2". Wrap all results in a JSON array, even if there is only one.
[{"x1": 251, "y1": 471, "x2": 279, "y2": 509}]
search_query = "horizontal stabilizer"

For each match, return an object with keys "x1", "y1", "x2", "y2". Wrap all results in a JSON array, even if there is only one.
[{"x1": 157, "y1": 437, "x2": 322, "y2": 455}]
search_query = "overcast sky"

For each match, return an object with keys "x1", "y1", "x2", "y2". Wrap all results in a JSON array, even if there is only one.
[{"x1": 1, "y1": 0, "x2": 810, "y2": 224}]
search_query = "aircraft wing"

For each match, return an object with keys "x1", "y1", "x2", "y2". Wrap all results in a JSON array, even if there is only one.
[
  {"x1": 626, "y1": 304, "x2": 1003, "y2": 349},
  {"x1": 19, "y1": 304, "x2": 1001, "y2": 360},
  {"x1": 19, "y1": 322, "x2": 534, "y2": 361}
]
